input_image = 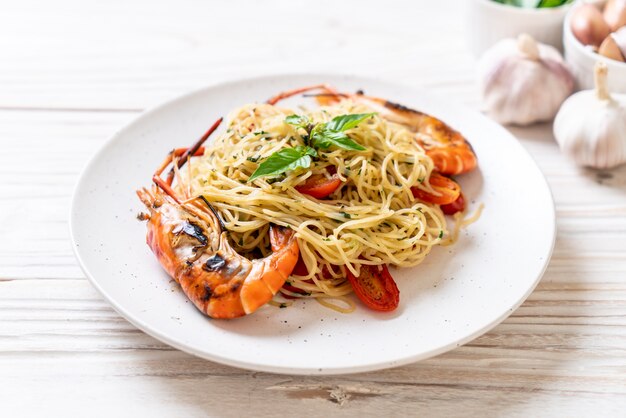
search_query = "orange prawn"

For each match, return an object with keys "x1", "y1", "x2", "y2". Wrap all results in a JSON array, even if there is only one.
[
  {"x1": 267, "y1": 85, "x2": 478, "y2": 176},
  {"x1": 137, "y1": 119, "x2": 299, "y2": 319}
]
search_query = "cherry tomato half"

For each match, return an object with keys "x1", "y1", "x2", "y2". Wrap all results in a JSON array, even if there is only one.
[
  {"x1": 411, "y1": 172, "x2": 461, "y2": 205},
  {"x1": 282, "y1": 255, "x2": 334, "y2": 298},
  {"x1": 296, "y1": 173, "x2": 342, "y2": 199},
  {"x1": 440, "y1": 192, "x2": 466, "y2": 215},
  {"x1": 346, "y1": 264, "x2": 399, "y2": 312}
]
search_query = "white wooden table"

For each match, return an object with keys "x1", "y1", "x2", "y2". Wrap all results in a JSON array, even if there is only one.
[{"x1": 2, "y1": 0, "x2": 626, "y2": 416}]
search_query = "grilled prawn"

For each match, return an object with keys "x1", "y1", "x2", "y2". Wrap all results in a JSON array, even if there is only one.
[
  {"x1": 267, "y1": 85, "x2": 478, "y2": 175},
  {"x1": 137, "y1": 120, "x2": 299, "y2": 319}
]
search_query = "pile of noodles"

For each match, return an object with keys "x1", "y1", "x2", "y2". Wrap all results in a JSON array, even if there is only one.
[{"x1": 184, "y1": 100, "x2": 449, "y2": 312}]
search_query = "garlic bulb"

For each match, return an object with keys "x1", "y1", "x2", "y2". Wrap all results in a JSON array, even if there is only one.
[
  {"x1": 554, "y1": 62, "x2": 626, "y2": 169},
  {"x1": 479, "y1": 34, "x2": 575, "y2": 126}
]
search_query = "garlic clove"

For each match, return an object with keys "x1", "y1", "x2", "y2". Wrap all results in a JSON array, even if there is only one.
[
  {"x1": 598, "y1": 34, "x2": 626, "y2": 61},
  {"x1": 479, "y1": 34, "x2": 574, "y2": 126},
  {"x1": 571, "y1": 3, "x2": 612, "y2": 48},
  {"x1": 554, "y1": 63, "x2": 626, "y2": 169},
  {"x1": 603, "y1": 0, "x2": 626, "y2": 32}
]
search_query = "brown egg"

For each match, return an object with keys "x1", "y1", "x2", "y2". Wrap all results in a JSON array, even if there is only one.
[
  {"x1": 613, "y1": 26, "x2": 626, "y2": 57},
  {"x1": 598, "y1": 35, "x2": 626, "y2": 62},
  {"x1": 571, "y1": 4, "x2": 612, "y2": 48},
  {"x1": 603, "y1": 0, "x2": 626, "y2": 32}
]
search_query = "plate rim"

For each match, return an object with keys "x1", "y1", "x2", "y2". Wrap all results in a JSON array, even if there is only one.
[{"x1": 69, "y1": 73, "x2": 556, "y2": 375}]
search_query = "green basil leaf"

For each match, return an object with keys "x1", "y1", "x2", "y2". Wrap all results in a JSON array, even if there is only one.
[
  {"x1": 248, "y1": 146, "x2": 317, "y2": 181},
  {"x1": 285, "y1": 114, "x2": 310, "y2": 129},
  {"x1": 325, "y1": 113, "x2": 376, "y2": 132},
  {"x1": 310, "y1": 128, "x2": 366, "y2": 151}
]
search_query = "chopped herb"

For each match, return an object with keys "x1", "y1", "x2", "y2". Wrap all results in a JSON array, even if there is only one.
[
  {"x1": 438, "y1": 230, "x2": 444, "y2": 239},
  {"x1": 418, "y1": 177, "x2": 425, "y2": 183},
  {"x1": 340, "y1": 212, "x2": 352, "y2": 219},
  {"x1": 253, "y1": 130, "x2": 269, "y2": 136},
  {"x1": 279, "y1": 303, "x2": 288, "y2": 309},
  {"x1": 246, "y1": 156, "x2": 260, "y2": 163},
  {"x1": 248, "y1": 146, "x2": 317, "y2": 181}
]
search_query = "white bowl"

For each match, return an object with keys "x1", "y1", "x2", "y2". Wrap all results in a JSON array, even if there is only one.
[
  {"x1": 563, "y1": 1, "x2": 626, "y2": 92},
  {"x1": 466, "y1": 0, "x2": 573, "y2": 57}
]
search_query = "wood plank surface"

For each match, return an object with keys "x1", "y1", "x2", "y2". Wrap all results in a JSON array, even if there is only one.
[{"x1": 1, "y1": 0, "x2": 625, "y2": 416}]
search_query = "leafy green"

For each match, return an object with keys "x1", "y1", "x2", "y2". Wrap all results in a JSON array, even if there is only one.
[
  {"x1": 248, "y1": 146, "x2": 317, "y2": 181},
  {"x1": 326, "y1": 113, "x2": 376, "y2": 132},
  {"x1": 491, "y1": 0, "x2": 572, "y2": 7},
  {"x1": 310, "y1": 113, "x2": 374, "y2": 151},
  {"x1": 284, "y1": 112, "x2": 373, "y2": 151},
  {"x1": 537, "y1": 0, "x2": 572, "y2": 7},
  {"x1": 310, "y1": 125, "x2": 366, "y2": 151}
]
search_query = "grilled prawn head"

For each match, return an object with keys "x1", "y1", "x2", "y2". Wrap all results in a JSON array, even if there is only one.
[{"x1": 137, "y1": 187, "x2": 299, "y2": 319}]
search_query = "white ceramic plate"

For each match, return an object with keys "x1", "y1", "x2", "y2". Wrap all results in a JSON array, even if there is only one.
[{"x1": 70, "y1": 74, "x2": 555, "y2": 375}]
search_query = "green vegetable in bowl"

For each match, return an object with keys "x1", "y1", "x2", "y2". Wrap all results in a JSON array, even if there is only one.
[{"x1": 492, "y1": 0, "x2": 573, "y2": 8}]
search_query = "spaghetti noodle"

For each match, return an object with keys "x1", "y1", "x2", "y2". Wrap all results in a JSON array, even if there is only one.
[{"x1": 184, "y1": 100, "x2": 451, "y2": 308}]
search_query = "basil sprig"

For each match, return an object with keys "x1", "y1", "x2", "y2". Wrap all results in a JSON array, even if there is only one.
[
  {"x1": 248, "y1": 146, "x2": 317, "y2": 181},
  {"x1": 310, "y1": 113, "x2": 374, "y2": 151},
  {"x1": 248, "y1": 112, "x2": 374, "y2": 181}
]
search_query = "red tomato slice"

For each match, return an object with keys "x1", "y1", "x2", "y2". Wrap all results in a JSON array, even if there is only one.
[
  {"x1": 411, "y1": 172, "x2": 461, "y2": 205},
  {"x1": 346, "y1": 264, "x2": 399, "y2": 312},
  {"x1": 296, "y1": 173, "x2": 342, "y2": 199},
  {"x1": 441, "y1": 192, "x2": 466, "y2": 215},
  {"x1": 282, "y1": 256, "x2": 310, "y2": 298}
]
